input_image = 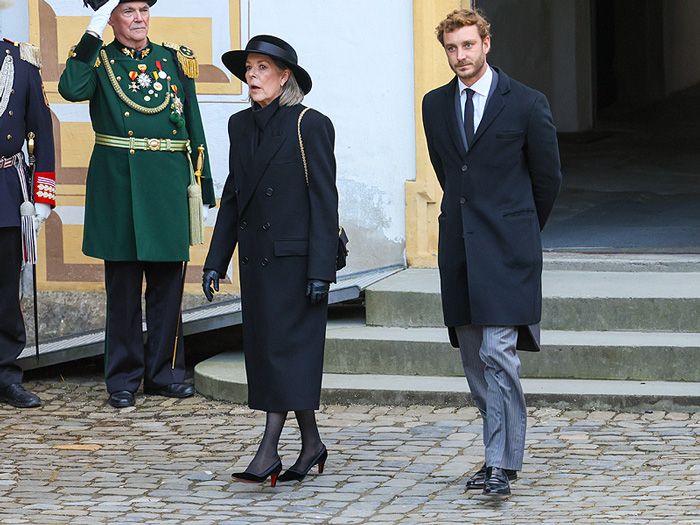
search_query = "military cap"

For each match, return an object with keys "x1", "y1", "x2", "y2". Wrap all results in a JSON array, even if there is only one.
[{"x1": 83, "y1": 0, "x2": 157, "y2": 10}]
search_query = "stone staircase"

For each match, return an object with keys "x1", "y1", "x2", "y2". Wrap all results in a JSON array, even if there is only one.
[{"x1": 195, "y1": 255, "x2": 700, "y2": 411}]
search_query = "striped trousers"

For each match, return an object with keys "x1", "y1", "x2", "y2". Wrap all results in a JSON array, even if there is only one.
[{"x1": 456, "y1": 325, "x2": 527, "y2": 471}]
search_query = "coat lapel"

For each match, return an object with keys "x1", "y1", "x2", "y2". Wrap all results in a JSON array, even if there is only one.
[
  {"x1": 443, "y1": 78, "x2": 467, "y2": 159},
  {"x1": 470, "y1": 69, "x2": 510, "y2": 148},
  {"x1": 238, "y1": 130, "x2": 287, "y2": 214}
]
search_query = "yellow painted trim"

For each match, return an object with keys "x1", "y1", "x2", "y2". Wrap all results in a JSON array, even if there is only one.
[{"x1": 406, "y1": 0, "x2": 465, "y2": 267}]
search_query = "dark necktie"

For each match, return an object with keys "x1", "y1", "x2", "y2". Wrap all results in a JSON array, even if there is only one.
[{"x1": 463, "y1": 88, "x2": 475, "y2": 148}]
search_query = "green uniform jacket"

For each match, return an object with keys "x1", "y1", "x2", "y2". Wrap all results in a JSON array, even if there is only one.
[{"x1": 58, "y1": 33, "x2": 215, "y2": 262}]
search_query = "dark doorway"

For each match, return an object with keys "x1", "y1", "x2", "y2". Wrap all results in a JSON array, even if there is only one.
[{"x1": 541, "y1": 0, "x2": 700, "y2": 253}]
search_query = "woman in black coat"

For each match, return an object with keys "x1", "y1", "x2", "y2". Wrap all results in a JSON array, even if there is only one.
[{"x1": 202, "y1": 35, "x2": 338, "y2": 487}]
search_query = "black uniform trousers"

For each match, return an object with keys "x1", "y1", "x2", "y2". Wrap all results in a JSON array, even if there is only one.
[
  {"x1": 0, "y1": 227, "x2": 25, "y2": 387},
  {"x1": 103, "y1": 261, "x2": 186, "y2": 394}
]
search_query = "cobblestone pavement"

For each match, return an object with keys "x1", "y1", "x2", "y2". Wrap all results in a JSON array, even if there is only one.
[{"x1": 1, "y1": 380, "x2": 699, "y2": 525}]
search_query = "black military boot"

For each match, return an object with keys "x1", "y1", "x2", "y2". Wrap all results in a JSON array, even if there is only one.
[{"x1": 0, "y1": 384, "x2": 42, "y2": 408}]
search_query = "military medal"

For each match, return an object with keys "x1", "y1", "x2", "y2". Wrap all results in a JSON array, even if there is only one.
[
  {"x1": 144, "y1": 95, "x2": 151, "y2": 101},
  {"x1": 153, "y1": 81, "x2": 163, "y2": 91},
  {"x1": 137, "y1": 73, "x2": 152, "y2": 89},
  {"x1": 156, "y1": 60, "x2": 168, "y2": 80},
  {"x1": 137, "y1": 64, "x2": 147, "y2": 72}
]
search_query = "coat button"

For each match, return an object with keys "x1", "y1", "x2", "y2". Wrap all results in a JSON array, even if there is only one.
[
  {"x1": 241, "y1": 256, "x2": 249, "y2": 265},
  {"x1": 240, "y1": 220, "x2": 247, "y2": 230},
  {"x1": 234, "y1": 188, "x2": 240, "y2": 195},
  {"x1": 261, "y1": 257, "x2": 269, "y2": 267},
  {"x1": 262, "y1": 222, "x2": 270, "y2": 231},
  {"x1": 460, "y1": 197, "x2": 466, "y2": 205},
  {"x1": 461, "y1": 165, "x2": 468, "y2": 172},
  {"x1": 6, "y1": 134, "x2": 11, "y2": 141},
  {"x1": 265, "y1": 187, "x2": 274, "y2": 197},
  {"x1": 8, "y1": 110, "x2": 13, "y2": 117}
]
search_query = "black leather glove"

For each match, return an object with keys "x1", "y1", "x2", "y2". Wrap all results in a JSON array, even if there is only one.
[
  {"x1": 306, "y1": 279, "x2": 330, "y2": 305},
  {"x1": 202, "y1": 270, "x2": 220, "y2": 302}
]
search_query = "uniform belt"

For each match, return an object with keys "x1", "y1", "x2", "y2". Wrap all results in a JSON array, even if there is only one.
[
  {"x1": 0, "y1": 153, "x2": 21, "y2": 168},
  {"x1": 94, "y1": 133, "x2": 191, "y2": 153}
]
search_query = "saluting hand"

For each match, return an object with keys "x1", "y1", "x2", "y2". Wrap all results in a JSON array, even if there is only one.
[
  {"x1": 306, "y1": 280, "x2": 330, "y2": 305},
  {"x1": 202, "y1": 269, "x2": 220, "y2": 302},
  {"x1": 86, "y1": 0, "x2": 120, "y2": 37}
]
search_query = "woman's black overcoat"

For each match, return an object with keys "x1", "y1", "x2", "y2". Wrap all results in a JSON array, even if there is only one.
[{"x1": 205, "y1": 99, "x2": 338, "y2": 411}]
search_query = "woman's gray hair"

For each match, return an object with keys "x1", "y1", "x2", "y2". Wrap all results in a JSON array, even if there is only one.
[
  {"x1": 278, "y1": 71, "x2": 304, "y2": 107},
  {"x1": 248, "y1": 57, "x2": 304, "y2": 107}
]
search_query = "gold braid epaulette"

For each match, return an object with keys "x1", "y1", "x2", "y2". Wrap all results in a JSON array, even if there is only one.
[
  {"x1": 163, "y1": 42, "x2": 199, "y2": 79},
  {"x1": 18, "y1": 42, "x2": 41, "y2": 69}
]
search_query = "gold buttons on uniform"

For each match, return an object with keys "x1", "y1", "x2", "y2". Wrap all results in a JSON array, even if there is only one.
[
  {"x1": 110, "y1": 59, "x2": 115, "y2": 64},
  {"x1": 71, "y1": 52, "x2": 77, "y2": 58},
  {"x1": 129, "y1": 149, "x2": 135, "y2": 155},
  {"x1": 7, "y1": 134, "x2": 12, "y2": 140},
  {"x1": 124, "y1": 111, "x2": 130, "y2": 117},
  {"x1": 8, "y1": 110, "x2": 13, "y2": 117},
  {"x1": 116, "y1": 76, "x2": 122, "y2": 81},
  {"x1": 128, "y1": 130, "x2": 134, "y2": 136},
  {"x1": 172, "y1": 130, "x2": 177, "y2": 135}
]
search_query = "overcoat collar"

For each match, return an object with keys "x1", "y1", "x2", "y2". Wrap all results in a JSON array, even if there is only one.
[
  {"x1": 442, "y1": 66, "x2": 511, "y2": 156},
  {"x1": 237, "y1": 102, "x2": 289, "y2": 214}
]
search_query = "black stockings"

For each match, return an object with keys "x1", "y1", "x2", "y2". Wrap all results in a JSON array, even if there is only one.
[
  {"x1": 288, "y1": 409, "x2": 325, "y2": 473},
  {"x1": 245, "y1": 411, "x2": 287, "y2": 474},
  {"x1": 246, "y1": 410, "x2": 325, "y2": 475}
]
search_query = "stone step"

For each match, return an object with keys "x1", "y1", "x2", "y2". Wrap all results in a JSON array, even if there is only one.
[
  {"x1": 366, "y1": 269, "x2": 700, "y2": 332},
  {"x1": 194, "y1": 352, "x2": 700, "y2": 412},
  {"x1": 324, "y1": 321, "x2": 700, "y2": 382}
]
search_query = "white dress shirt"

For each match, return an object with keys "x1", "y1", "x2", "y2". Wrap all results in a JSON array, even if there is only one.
[{"x1": 459, "y1": 65, "x2": 493, "y2": 135}]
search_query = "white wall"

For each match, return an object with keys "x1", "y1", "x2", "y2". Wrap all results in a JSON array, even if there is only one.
[{"x1": 0, "y1": 1, "x2": 29, "y2": 41}]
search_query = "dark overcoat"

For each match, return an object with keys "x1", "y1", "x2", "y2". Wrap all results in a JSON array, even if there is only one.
[
  {"x1": 205, "y1": 100, "x2": 338, "y2": 411},
  {"x1": 422, "y1": 67, "x2": 562, "y2": 351}
]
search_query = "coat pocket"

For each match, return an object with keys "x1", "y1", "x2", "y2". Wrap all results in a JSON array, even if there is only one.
[
  {"x1": 502, "y1": 208, "x2": 535, "y2": 218},
  {"x1": 273, "y1": 239, "x2": 309, "y2": 256},
  {"x1": 495, "y1": 130, "x2": 525, "y2": 140}
]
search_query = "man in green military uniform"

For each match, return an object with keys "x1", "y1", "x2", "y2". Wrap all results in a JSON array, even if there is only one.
[{"x1": 58, "y1": 0, "x2": 215, "y2": 408}]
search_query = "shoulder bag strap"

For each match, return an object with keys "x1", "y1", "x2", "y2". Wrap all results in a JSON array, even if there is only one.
[{"x1": 297, "y1": 107, "x2": 312, "y2": 186}]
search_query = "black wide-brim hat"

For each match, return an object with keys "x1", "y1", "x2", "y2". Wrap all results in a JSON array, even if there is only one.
[
  {"x1": 83, "y1": 0, "x2": 157, "y2": 11},
  {"x1": 222, "y1": 35, "x2": 312, "y2": 94}
]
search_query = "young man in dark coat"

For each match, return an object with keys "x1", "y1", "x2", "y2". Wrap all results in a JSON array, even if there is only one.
[
  {"x1": 422, "y1": 9, "x2": 562, "y2": 497},
  {"x1": 0, "y1": 19, "x2": 55, "y2": 408}
]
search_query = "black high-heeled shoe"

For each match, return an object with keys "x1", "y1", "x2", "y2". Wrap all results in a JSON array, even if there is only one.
[
  {"x1": 232, "y1": 459, "x2": 283, "y2": 487},
  {"x1": 277, "y1": 447, "x2": 328, "y2": 482}
]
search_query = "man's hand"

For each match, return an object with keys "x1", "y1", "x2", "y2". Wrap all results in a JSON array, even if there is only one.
[
  {"x1": 34, "y1": 203, "x2": 51, "y2": 234},
  {"x1": 202, "y1": 269, "x2": 220, "y2": 302},
  {"x1": 86, "y1": 0, "x2": 120, "y2": 37},
  {"x1": 306, "y1": 280, "x2": 330, "y2": 305}
]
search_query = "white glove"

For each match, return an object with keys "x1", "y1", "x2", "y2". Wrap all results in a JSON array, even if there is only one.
[
  {"x1": 35, "y1": 203, "x2": 52, "y2": 222},
  {"x1": 86, "y1": 0, "x2": 120, "y2": 37},
  {"x1": 34, "y1": 203, "x2": 52, "y2": 234},
  {"x1": 202, "y1": 204, "x2": 210, "y2": 223}
]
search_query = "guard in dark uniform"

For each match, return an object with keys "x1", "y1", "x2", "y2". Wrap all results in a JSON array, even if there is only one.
[
  {"x1": 58, "y1": 0, "x2": 215, "y2": 408},
  {"x1": 0, "y1": 34, "x2": 56, "y2": 408}
]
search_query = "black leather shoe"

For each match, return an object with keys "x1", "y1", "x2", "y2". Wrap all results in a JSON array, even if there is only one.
[
  {"x1": 108, "y1": 391, "x2": 135, "y2": 408},
  {"x1": 483, "y1": 467, "x2": 512, "y2": 498},
  {"x1": 465, "y1": 463, "x2": 517, "y2": 490},
  {"x1": 144, "y1": 383, "x2": 195, "y2": 398},
  {"x1": 0, "y1": 384, "x2": 42, "y2": 408}
]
